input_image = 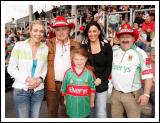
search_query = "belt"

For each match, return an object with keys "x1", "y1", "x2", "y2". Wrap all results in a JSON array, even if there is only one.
[
  {"x1": 113, "y1": 88, "x2": 132, "y2": 94},
  {"x1": 114, "y1": 88, "x2": 141, "y2": 94},
  {"x1": 55, "y1": 81, "x2": 62, "y2": 83},
  {"x1": 28, "y1": 89, "x2": 34, "y2": 93}
]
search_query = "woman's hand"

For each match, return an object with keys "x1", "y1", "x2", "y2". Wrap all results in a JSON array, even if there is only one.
[
  {"x1": 25, "y1": 77, "x2": 42, "y2": 89},
  {"x1": 94, "y1": 78, "x2": 101, "y2": 86}
]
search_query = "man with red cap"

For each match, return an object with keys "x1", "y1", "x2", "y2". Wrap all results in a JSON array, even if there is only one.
[
  {"x1": 110, "y1": 24, "x2": 153, "y2": 118},
  {"x1": 45, "y1": 16, "x2": 79, "y2": 118}
]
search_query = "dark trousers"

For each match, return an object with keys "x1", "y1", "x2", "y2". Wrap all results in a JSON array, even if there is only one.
[
  {"x1": 45, "y1": 82, "x2": 66, "y2": 118},
  {"x1": 150, "y1": 90, "x2": 155, "y2": 117}
]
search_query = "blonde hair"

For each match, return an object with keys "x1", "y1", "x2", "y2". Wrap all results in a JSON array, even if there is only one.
[{"x1": 29, "y1": 20, "x2": 45, "y2": 31}]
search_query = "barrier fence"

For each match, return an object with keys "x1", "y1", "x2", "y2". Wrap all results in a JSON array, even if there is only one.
[
  {"x1": 105, "y1": 8, "x2": 155, "y2": 38},
  {"x1": 8, "y1": 8, "x2": 155, "y2": 40}
]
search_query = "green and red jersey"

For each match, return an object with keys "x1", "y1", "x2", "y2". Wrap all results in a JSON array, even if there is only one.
[{"x1": 61, "y1": 65, "x2": 96, "y2": 118}]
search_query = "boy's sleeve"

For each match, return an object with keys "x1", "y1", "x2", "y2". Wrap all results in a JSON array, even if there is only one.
[
  {"x1": 88, "y1": 71, "x2": 96, "y2": 94},
  {"x1": 61, "y1": 70, "x2": 69, "y2": 96}
]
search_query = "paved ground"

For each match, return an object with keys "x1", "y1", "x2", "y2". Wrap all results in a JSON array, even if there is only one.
[
  {"x1": 5, "y1": 89, "x2": 152, "y2": 118},
  {"x1": 5, "y1": 89, "x2": 112, "y2": 118}
]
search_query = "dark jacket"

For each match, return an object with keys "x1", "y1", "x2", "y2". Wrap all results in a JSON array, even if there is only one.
[{"x1": 81, "y1": 41, "x2": 113, "y2": 92}]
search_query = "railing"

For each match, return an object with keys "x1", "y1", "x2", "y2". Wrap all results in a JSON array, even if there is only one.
[
  {"x1": 133, "y1": 8, "x2": 155, "y2": 22},
  {"x1": 105, "y1": 8, "x2": 155, "y2": 38},
  {"x1": 7, "y1": 7, "x2": 155, "y2": 40}
]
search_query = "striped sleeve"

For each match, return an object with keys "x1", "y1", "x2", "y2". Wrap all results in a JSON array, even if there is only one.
[
  {"x1": 88, "y1": 71, "x2": 96, "y2": 93},
  {"x1": 136, "y1": 48, "x2": 153, "y2": 80}
]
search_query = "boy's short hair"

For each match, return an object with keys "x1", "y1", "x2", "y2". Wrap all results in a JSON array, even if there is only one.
[{"x1": 71, "y1": 47, "x2": 88, "y2": 64}]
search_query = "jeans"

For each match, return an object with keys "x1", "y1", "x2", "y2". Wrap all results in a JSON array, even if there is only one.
[
  {"x1": 13, "y1": 88, "x2": 44, "y2": 118},
  {"x1": 90, "y1": 91, "x2": 108, "y2": 118}
]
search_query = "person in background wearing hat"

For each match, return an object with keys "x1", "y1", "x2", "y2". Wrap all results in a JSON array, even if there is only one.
[
  {"x1": 110, "y1": 23, "x2": 153, "y2": 118},
  {"x1": 45, "y1": 16, "x2": 80, "y2": 118}
]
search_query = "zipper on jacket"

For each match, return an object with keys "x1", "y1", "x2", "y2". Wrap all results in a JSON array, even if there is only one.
[{"x1": 120, "y1": 51, "x2": 126, "y2": 63}]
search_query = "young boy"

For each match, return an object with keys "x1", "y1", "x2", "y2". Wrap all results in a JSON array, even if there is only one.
[{"x1": 61, "y1": 47, "x2": 96, "y2": 118}]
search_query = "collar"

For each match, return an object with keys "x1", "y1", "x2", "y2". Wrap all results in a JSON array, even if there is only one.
[
  {"x1": 56, "y1": 38, "x2": 70, "y2": 45},
  {"x1": 129, "y1": 44, "x2": 136, "y2": 50},
  {"x1": 71, "y1": 65, "x2": 86, "y2": 78},
  {"x1": 121, "y1": 44, "x2": 136, "y2": 51}
]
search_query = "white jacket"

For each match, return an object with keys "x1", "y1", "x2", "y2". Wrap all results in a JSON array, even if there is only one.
[{"x1": 7, "y1": 39, "x2": 48, "y2": 92}]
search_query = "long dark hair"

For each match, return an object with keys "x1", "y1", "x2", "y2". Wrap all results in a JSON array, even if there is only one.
[{"x1": 83, "y1": 21, "x2": 104, "y2": 44}]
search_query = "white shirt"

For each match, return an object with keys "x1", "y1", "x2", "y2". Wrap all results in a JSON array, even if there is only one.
[
  {"x1": 111, "y1": 45, "x2": 153, "y2": 93},
  {"x1": 54, "y1": 38, "x2": 71, "y2": 81}
]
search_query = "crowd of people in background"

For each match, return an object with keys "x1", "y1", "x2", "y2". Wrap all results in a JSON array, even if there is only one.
[
  {"x1": 5, "y1": 5, "x2": 156, "y2": 118},
  {"x1": 5, "y1": 5, "x2": 155, "y2": 58}
]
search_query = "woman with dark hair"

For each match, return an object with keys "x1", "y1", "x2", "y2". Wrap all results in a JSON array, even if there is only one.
[{"x1": 81, "y1": 21, "x2": 113, "y2": 118}]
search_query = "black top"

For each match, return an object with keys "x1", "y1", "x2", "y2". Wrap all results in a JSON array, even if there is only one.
[{"x1": 81, "y1": 41, "x2": 113, "y2": 92}]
